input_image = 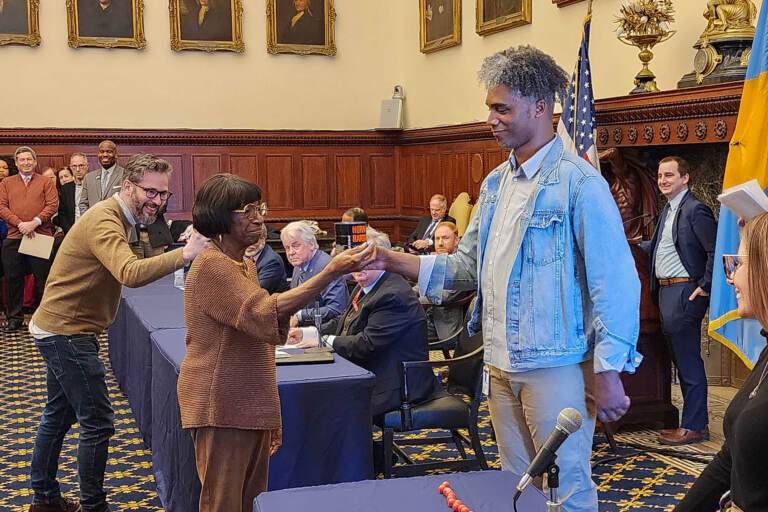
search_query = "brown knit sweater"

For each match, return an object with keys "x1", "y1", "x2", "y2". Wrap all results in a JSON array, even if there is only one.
[
  {"x1": 32, "y1": 197, "x2": 184, "y2": 335},
  {"x1": 178, "y1": 248, "x2": 289, "y2": 431}
]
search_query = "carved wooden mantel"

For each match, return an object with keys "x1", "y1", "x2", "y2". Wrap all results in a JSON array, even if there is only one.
[{"x1": 594, "y1": 81, "x2": 743, "y2": 148}]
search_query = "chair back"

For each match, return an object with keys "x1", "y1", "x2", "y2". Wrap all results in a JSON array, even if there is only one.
[
  {"x1": 448, "y1": 192, "x2": 473, "y2": 236},
  {"x1": 446, "y1": 297, "x2": 483, "y2": 398}
]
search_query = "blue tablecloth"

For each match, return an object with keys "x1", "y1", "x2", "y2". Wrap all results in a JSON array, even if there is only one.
[
  {"x1": 108, "y1": 276, "x2": 184, "y2": 448},
  {"x1": 254, "y1": 471, "x2": 554, "y2": 512},
  {"x1": 108, "y1": 277, "x2": 377, "y2": 512}
]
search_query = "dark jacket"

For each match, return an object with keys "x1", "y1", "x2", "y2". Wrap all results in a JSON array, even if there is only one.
[
  {"x1": 646, "y1": 190, "x2": 717, "y2": 304},
  {"x1": 55, "y1": 181, "x2": 76, "y2": 234},
  {"x1": 255, "y1": 244, "x2": 289, "y2": 294},
  {"x1": 179, "y1": 0, "x2": 232, "y2": 41},
  {"x1": 321, "y1": 272, "x2": 438, "y2": 417},
  {"x1": 406, "y1": 214, "x2": 456, "y2": 251},
  {"x1": 280, "y1": 10, "x2": 324, "y2": 45},
  {"x1": 131, "y1": 213, "x2": 174, "y2": 249}
]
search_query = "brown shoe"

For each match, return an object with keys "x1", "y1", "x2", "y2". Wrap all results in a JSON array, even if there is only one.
[
  {"x1": 28, "y1": 496, "x2": 81, "y2": 512},
  {"x1": 657, "y1": 427, "x2": 709, "y2": 445}
]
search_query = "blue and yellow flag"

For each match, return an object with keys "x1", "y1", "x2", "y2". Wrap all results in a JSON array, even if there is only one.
[{"x1": 708, "y1": 0, "x2": 768, "y2": 368}]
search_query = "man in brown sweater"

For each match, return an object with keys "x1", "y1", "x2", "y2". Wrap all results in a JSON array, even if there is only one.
[
  {"x1": 27, "y1": 154, "x2": 208, "y2": 512},
  {"x1": 0, "y1": 146, "x2": 58, "y2": 332}
]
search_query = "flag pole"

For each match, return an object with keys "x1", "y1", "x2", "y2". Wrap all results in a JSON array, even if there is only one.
[{"x1": 587, "y1": 0, "x2": 593, "y2": 16}]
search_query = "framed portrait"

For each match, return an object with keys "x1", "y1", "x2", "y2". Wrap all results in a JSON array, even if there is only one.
[
  {"x1": 420, "y1": 0, "x2": 460, "y2": 54},
  {"x1": 0, "y1": 0, "x2": 40, "y2": 46},
  {"x1": 476, "y1": 0, "x2": 531, "y2": 36},
  {"x1": 66, "y1": 0, "x2": 146, "y2": 49},
  {"x1": 552, "y1": 0, "x2": 585, "y2": 6},
  {"x1": 169, "y1": 0, "x2": 243, "y2": 52},
  {"x1": 266, "y1": 0, "x2": 336, "y2": 56}
]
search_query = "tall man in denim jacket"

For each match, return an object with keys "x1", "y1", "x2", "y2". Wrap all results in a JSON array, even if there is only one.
[{"x1": 367, "y1": 46, "x2": 641, "y2": 512}]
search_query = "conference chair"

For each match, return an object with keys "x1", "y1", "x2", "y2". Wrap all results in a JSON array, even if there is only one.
[
  {"x1": 424, "y1": 291, "x2": 476, "y2": 359},
  {"x1": 377, "y1": 306, "x2": 488, "y2": 478}
]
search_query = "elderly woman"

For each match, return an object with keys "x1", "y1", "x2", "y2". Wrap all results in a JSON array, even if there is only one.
[
  {"x1": 281, "y1": 220, "x2": 348, "y2": 327},
  {"x1": 178, "y1": 174, "x2": 373, "y2": 512},
  {"x1": 675, "y1": 212, "x2": 768, "y2": 511}
]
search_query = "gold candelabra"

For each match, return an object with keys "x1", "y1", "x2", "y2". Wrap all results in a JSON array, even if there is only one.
[{"x1": 615, "y1": 0, "x2": 676, "y2": 94}]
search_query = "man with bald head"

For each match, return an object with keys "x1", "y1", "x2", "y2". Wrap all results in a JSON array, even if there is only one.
[{"x1": 79, "y1": 140, "x2": 124, "y2": 216}]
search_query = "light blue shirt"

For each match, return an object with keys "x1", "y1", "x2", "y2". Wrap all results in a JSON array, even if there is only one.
[{"x1": 654, "y1": 189, "x2": 690, "y2": 279}]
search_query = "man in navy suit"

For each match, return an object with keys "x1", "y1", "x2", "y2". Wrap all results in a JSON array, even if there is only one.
[
  {"x1": 406, "y1": 194, "x2": 456, "y2": 254},
  {"x1": 647, "y1": 156, "x2": 717, "y2": 445},
  {"x1": 287, "y1": 228, "x2": 437, "y2": 417},
  {"x1": 245, "y1": 225, "x2": 288, "y2": 294},
  {"x1": 282, "y1": 220, "x2": 348, "y2": 327}
]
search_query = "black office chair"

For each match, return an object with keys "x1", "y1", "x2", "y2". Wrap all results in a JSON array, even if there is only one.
[
  {"x1": 424, "y1": 291, "x2": 476, "y2": 359},
  {"x1": 377, "y1": 306, "x2": 488, "y2": 478}
]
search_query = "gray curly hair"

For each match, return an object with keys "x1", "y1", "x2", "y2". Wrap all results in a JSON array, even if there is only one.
[{"x1": 478, "y1": 45, "x2": 568, "y2": 108}]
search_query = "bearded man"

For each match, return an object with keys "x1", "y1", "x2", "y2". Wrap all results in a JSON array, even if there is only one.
[{"x1": 26, "y1": 154, "x2": 209, "y2": 512}]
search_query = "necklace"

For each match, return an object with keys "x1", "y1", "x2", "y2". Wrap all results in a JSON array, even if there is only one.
[{"x1": 749, "y1": 359, "x2": 768, "y2": 399}]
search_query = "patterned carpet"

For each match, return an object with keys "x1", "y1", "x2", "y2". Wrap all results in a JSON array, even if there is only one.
[{"x1": 0, "y1": 328, "x2": 711, "y2": 512}]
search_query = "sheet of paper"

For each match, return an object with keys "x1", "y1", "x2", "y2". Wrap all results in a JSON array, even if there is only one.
[
  {"x1": 18, "y1": 234, "x2": 54, "y2": 259},
  {"x1": 717, "y1": 179, "x2": 768, "y2": 221}
]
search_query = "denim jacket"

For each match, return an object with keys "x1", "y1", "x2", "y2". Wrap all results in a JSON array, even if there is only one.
[{"x1": 424, "y1": 136, "x2": 641, "y2": 372}]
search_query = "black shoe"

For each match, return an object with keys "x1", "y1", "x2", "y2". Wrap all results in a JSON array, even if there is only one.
[{"x1": 4, "y1": 320, "x2": 23, "y2": 333}]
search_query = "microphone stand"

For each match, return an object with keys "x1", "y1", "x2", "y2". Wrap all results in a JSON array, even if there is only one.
[{"x1": 545, "y1": 461, "x2": 562, "y2": 512}]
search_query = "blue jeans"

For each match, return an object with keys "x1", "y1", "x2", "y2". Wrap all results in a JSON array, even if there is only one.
[{"x1": 31, "y1": 334, "x2": 115, "y2": 512}]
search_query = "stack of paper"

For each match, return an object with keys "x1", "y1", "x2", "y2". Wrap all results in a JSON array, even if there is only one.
[{"x1": 717, "y1": 179, "x2": 768, "y2": 220}]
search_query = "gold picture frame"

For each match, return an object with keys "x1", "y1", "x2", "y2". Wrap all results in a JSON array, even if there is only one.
[
  {"x1": 266, "y1": 0, "x2": 336, "y2": 56},
  {"x1": 552, "y1": 0, "x2": 586, "y2": 7},
  {"x1": 66, "y1": 0, "x2": 146, "y2": 49},
  {"x1": 420, "y1": 0, "x2": 461, "y2": 54},
  {"x1": 0, "y1": 0, "x2": 40, "y2": 47},
  {"x1": 169, "y1": 0, "x2": 244, "y2": 52},
  {"x1": 476, "y1": 0, "x2": 531, "y2": 36}
]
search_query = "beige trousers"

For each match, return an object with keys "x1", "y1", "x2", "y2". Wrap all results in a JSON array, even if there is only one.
[
  {"x1": 191, "y1": 427, "x2": 271, "y2": 512},
  {"x1": 488, "y1": 361, "x2": 598, "y2": 512}
]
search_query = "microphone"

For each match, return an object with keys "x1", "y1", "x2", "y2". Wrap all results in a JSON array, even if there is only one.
[
  {"x1": 516, "y1": 408, "x2": 582, "y2": 493},
  {"x1": 622, "y1": 212, "x2": 653, "y2": 225}
]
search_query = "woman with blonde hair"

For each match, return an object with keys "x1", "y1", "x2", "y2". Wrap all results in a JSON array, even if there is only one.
[{"x1": 675, "y1": 211, "x2": 768, "y2": 511}]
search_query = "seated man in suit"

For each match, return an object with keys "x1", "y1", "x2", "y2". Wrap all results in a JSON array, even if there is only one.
[
  {"x1": 282, "y1": 220, "x2": 348, "y2": 327},
  {"x1": 421, "y1": 221, "x2": 470, "y2": 341},
  {"x1": 245, "y1": 224, "x2": 289, "y2": 294},
  {"x1": 406, "y1": 194, "x2": 456, "y2": 254},
  {"x1": 287, "y1": 228, "x2": 438, "y2": 418}
]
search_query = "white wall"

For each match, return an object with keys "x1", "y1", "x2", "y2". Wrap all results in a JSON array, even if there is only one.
[{"x1": 1, "y1": 0, "x2": 761, "y2": 130}]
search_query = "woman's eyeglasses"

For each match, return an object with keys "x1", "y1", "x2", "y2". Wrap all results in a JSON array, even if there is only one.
[
  {"x1": 722, "y1": 254, "x2": 747, "y2": 281},
  {"x1": 233, "y1": 202, "x2": 268, "y2": 221}
]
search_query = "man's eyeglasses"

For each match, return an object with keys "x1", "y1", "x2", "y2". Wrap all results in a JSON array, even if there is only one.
[
  {"x1": 134, "y1": 183, "x2": 172, "y2": 201},
  {"x1": 233, "y1": 202, "x2": 268, "y2": 221},
  {"x1": 70, "y1": 164, "x2": 88, "y2": 169},
  {"x1": 722, "y1": 254, "x2": 747, "y2": 281}
]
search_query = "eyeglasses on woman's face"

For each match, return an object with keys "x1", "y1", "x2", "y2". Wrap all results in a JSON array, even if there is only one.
[
  {"x1": 233, "y1": 202, "x2": 267, "y2": 222},
  {"x1": 722, "y1": 254, "x2": 747, "y2": 282}
]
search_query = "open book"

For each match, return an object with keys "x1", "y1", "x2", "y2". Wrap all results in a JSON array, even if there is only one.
[{"x1": 717, "y1": 179, "x2": 768, "y2": 221}]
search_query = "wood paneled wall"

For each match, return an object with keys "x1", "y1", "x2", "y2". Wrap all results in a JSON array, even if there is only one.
[{"x1": 0, "y1": 128, "x2": 504, "y2": 243}]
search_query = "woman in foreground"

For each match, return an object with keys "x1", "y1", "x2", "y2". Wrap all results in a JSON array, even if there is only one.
[{"x1": 178, "y1": 173, "x2": 374, "y2": 512}]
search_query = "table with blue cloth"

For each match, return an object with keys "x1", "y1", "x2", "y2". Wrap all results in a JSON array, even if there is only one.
[
  {"x1": 108, "y1": 275, "x2": 377, "y2": 512},
  {"x1": 254, "y1": 471, "x2": 555, "y2": 512}
]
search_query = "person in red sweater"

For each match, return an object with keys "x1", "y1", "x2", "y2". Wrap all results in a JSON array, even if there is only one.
[{"x1": 0, "y1": 146, "x2": 58, "y2": 332}]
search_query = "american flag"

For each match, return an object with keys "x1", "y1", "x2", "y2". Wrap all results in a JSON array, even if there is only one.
[{"x1": 557, "y1": 14, "x2": 599, "y2": 170}]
